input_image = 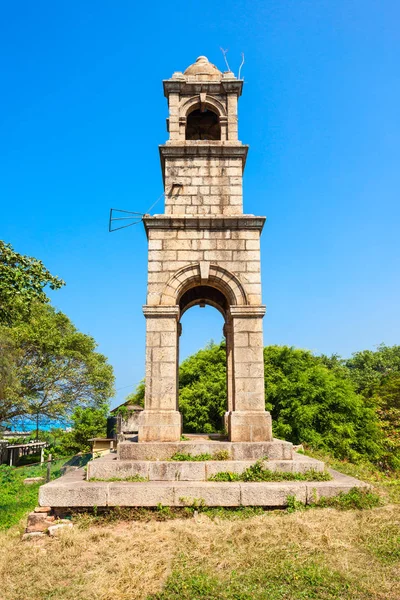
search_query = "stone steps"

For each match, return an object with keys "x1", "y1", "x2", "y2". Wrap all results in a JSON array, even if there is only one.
[
  {"x1": 118, "y1": 439, "x2": 293, "y2": 461},
  {"x1": 87, "y1": 454, "x2": 325, "y2": 482},
  {"x1": 39, "y1": 468, "x2": 369, "y2": 508}
]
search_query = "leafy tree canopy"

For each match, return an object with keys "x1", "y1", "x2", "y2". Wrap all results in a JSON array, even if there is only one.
[
  {"x1": 264, "y1": 345, "x2": 382, "y2": 462},
  {"x1": 60, "y1": 406, "x2": 109, "y2": 454},
  {"x1": 370, "y1": 371, "x2": 400, "y2": 470},
  {"x1": 0, "y1": 240, "x2": 65, "y2": 326},
  {"x1": 345, "y1": 343, "x2": 400, "y2": 396},
  {"x1": 0, "y1": 303, "x2": 115, "y2": 431},
  {"x1": 179, "y1": 341, "x2": 227, "y2": 433}
]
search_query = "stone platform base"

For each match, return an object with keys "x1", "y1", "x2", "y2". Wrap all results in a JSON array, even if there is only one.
[
  {"x1": 118, "y1": 438, "x2": 293, "y2": 461},
  {"x1": 88, "y1": 453, "x2": 325, "y2": 481},
  {"x1": 39, "y1": 466, "x2": 369, "y2": 508}
]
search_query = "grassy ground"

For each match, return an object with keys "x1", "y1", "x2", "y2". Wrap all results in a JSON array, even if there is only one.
[
  {"x1": 0, "y1": 456, "x2": 398, "y2": 600},
  {"x1": 0, "y1": 457, "x2": 74, "y2": 529}
]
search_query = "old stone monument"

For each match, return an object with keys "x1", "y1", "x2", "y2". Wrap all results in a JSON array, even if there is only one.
[
  {"x1": 139, "y1": 55, "x2": 271, "y2": 444},
  {"x1": 39, "y1": 56, "x2": 368, "y2": 509}
]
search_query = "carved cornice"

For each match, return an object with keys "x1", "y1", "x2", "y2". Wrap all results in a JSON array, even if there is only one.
[
  {"x1": 229, "y1": 306, "x2": 266, "y2": 318},
  {"x1": 159, "y1": 142, "x2": 248, "y2": 163},
  {"x1": 143, "y1": 215, "x2": 266, "y2": 234},
  {"x1": 142, "y1": 305, "x2": 180, "y2": 319},
  {"x1": 163, "y1": 79, "x2": 243, "y2": 98}
]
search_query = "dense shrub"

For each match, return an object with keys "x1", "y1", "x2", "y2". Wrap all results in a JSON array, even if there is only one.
[
  {"x1": 178, "y1": 341, "x2": 227, "y2": 433},
  {"x1": 264, "y1": 346, "x2": 382, "y2": 462}
]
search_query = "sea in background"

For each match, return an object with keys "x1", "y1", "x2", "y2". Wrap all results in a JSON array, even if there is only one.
[{"x1": 5, "y1": 417, "x2": 71, "y2": 433}]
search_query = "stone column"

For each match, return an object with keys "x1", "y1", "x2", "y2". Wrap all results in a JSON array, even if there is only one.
[
  {"x1": 224, "y1": 318, "x2": 234, "y2": 432},
  {"x1": 138, "y1": 306, "x2": 182, "y2": 442},
  {"x1": 228, "y1": 306, "x2": 272, "y2": 442},
  {"x1": 227, "y1": 94, "x2": 238, "y2": 141}
]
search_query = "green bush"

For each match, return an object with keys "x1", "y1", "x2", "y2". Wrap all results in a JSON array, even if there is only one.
[
  {"x1": 59, "y1": 405, "x2": 108, "y2": 454},
  {"x1": 264, "y1": 346, "x2": 383, "y2": 462},
  {"x1": 179, "y1": 341, "x2": 227, "y2": 433}
]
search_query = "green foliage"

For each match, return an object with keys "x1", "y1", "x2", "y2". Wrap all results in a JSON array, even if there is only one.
[
  {"x1": 90, "y1": 474, "x2": 148, "y2": 482},
  {"x1": 0, "y1": 240, "x2": 65, "y2": 326},
  {"x1": 209, "y1": 463, "x2": 332, "y2": 482},
  {"x1": 209, "y1": 471, "x2": 241, "y2": 481},
  {"x1": 169, "y1": 450, "x2": 230, "y2": 461},
  {"x1": 310, "y1": 488, "x2": 383, "y2": 510},
  {"x1": 264, "y1": 345, "x2": 382, "y2": 462},
  {"x1": 124, "y1": 380, "x2": 145, "y2": 407},
  {"x1": 370, "y1": 372, "x2": 400, "y2": 470},
  {"x1": 286, "y1": 495, "x2": 306, "y2": 513},
  {"x1": 0, "y1": 458, "x2": 71, "y2": 529},
  {"x1": 345, "y1": 344, "x2": 400, "y2": 396},
  {"x1": 366, "y1": 524, "x2": 400, "y2": 564},
  {"x1": 0, "y1": 303, "x2": 114, "y2": 428},
  {"x1": 179, "y1": 341, "x2": 226, "y2": 433},
  {"x1": 149, "y1": 558, "x2": 360, "y2": 600},
  {"x1": 60, "y1": 405, "x2": 109, "y2": 454},
  {"x1": 212, "y1": 449, "x2": 230, "y2": 460},
  {"x1": 169, "y1": 452, "x2": 213, "y2": 461}
]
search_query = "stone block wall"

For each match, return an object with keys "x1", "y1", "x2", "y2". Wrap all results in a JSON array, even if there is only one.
[
  {"x1": 164, "y1": 155, "x2": 243, "y2": 216},
  {"x1": 145, "y1": 218, "x2": 263, "y2": 307}
]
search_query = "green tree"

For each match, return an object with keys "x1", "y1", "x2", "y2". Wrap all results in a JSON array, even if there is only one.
[
  {"x1": 60, "y1": 406, "x2": 109, "y2": 454},
  {"x1": 179, "y1": 341, "x2": 226, "y2": 433},
  {"x1": 0, "y1": 241, "x2": 64, "y2": 326},
  {"x1": 0, "y1": 303, "x2": 115, "y2": 435},
  {"x1": 124, "y1": 381, "x2": 145, "y2": 408},
  {"x1": 0, "y1": 330, "x2": 26, "y2": 425},
  {"x1": 370, "y1": 372, "x2": 400, "y2": 470},
  {"x1": 345, "y1": 344, "x2": 400, "y2": 396},
  {"x1": 264, "y1": 345, "x2": 382, "y2": 461}
]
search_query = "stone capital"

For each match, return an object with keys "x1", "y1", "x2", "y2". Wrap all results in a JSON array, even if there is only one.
[
  {"x1": 229, "y1": 305, "x2": 266, "y2": 318},
  {"x1": 142, "y1": 305, "x2": 180, "y2": 320}
]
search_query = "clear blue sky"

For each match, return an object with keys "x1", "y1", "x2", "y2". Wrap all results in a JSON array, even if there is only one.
[{"x1": 1, "y1": 1, "x2": 399, "y2": 408}]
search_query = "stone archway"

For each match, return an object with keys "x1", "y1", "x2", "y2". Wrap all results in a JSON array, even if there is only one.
[
  {"x1": 139, "y1": 262, "x2": 272, "y2": 443},
  {"x1": 160, "y1": 262, "x2": 248, "y2": 307}
]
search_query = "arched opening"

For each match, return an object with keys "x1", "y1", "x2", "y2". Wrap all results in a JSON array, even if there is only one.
[
  {"x1": 178, "y1": 286, "x2": 229, "y2": 434},
  {"x1": 185, "y1": 108, "x2": 221, "y2": 140}
]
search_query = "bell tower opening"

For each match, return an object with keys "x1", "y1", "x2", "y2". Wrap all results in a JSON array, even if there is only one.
[{"x1": 186, "y1": 108, "x2": 221, "y2": 140}]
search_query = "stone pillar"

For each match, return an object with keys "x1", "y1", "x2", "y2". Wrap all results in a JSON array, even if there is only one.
[
  {"x1": 228, "y1": 306, "x2": 272, "y2": 442},
  {"x1": 138, "y1": 306, "x2": 182, "y2": 442},
  {"x1": 224, "y1": 318, "x2": 234, "y2": 432},
  {"x1": 168, "y1": 93, "x2": 180, "y2": 140},
  {"x1": 227, "y1": 93, "x2": 238, "y2": 141}
]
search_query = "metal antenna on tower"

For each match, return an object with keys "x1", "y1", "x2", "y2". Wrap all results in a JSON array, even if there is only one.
[{"x1": 108, "y1": 184, "x2": 183, "y2": 232}]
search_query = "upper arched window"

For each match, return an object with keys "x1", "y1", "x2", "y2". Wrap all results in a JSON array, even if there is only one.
[{"x1": 185, "y1": 108, "x2": 221, "y2": 140}]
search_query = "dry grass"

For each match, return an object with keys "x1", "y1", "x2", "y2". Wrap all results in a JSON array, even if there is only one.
[{"x1": 0, "y1": 504, "x2": 399, "y2": 600}]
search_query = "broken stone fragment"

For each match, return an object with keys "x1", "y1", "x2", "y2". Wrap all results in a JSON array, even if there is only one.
[
  {"x1": 22, "y1": 532, "x2": 45, "y2": 540},
  {"x1": 34, "y1": 506, "x2": 51, "y2": 513},
  {"x1": 25, "y1": 511, "x2": 55, "y2": 533},
  {"x1": 23, "y1": 477, "x2": 45, "y2": 485},
  {"x1": 47, "y1": 522, "x2": 73, "y2": 536}
]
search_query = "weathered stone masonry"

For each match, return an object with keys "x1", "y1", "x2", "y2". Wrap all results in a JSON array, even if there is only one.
[{"x1": 138, "y1": 56, "x2": 273, "y2": 443}]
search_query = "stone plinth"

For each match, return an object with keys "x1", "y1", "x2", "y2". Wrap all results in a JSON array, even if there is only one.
[
  {"x1": 39, "y1": 462, "x2": 369, "y2": 509},
  {"x1": 138, "y1": 410, "x2": 182, "y2": 443},
  {"x1": 118, "y1": 439, "x2": 293, "y2": 461},
  {"x1": 228, "y1": 411, "x2": 273, "y2": 442},
  {"x1": 87, "y1": 453, "x2": 325, "y2": 482}
]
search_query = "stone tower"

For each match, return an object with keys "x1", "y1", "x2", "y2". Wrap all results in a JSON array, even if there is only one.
[{"x1": 138, "y1": 56, "x2": 272, "y2": 443}]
